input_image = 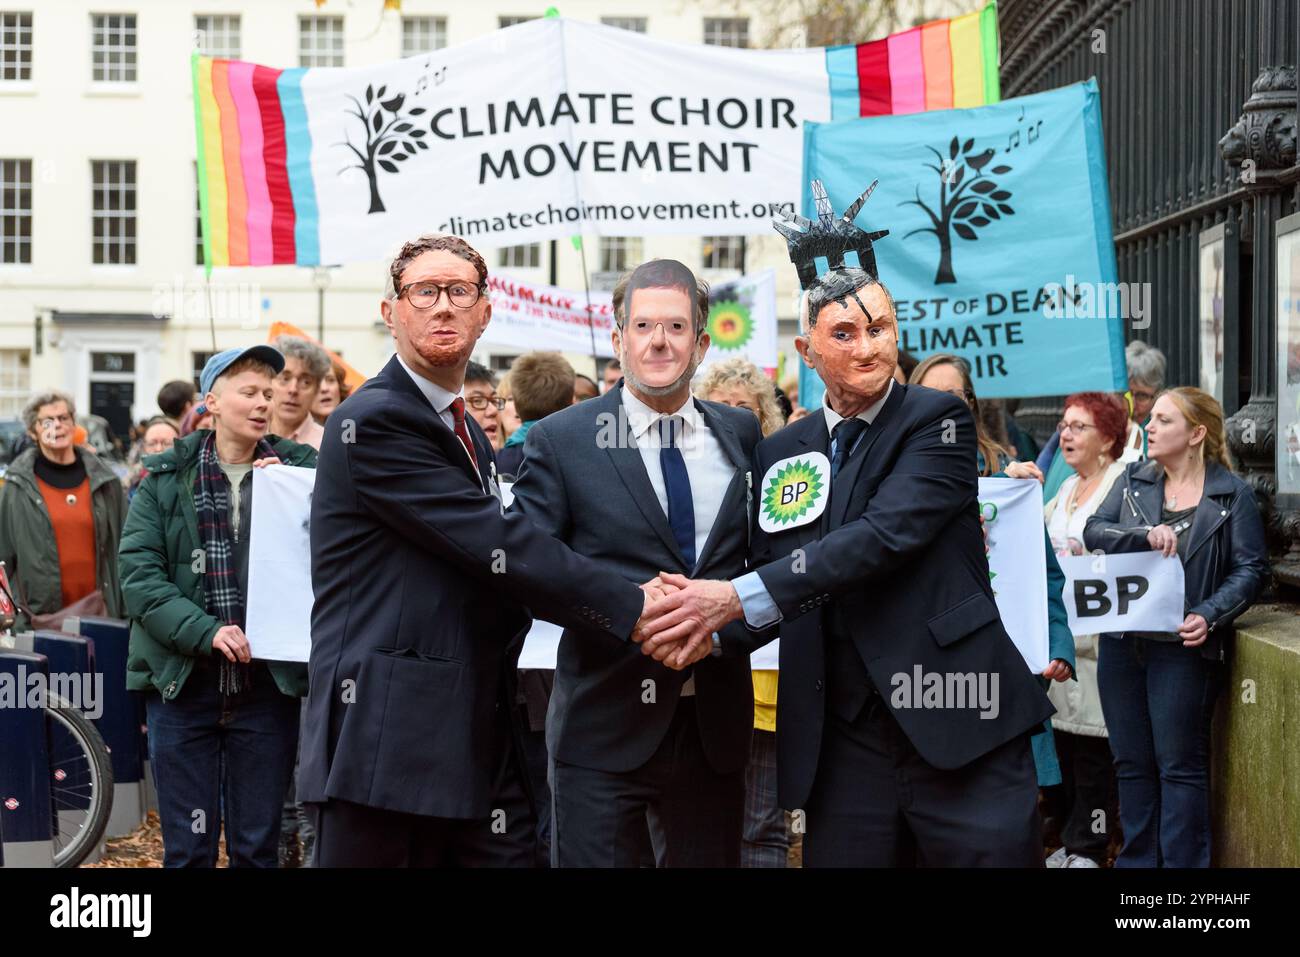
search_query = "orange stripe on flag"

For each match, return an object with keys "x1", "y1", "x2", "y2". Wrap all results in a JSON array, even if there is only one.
[
  {"x1": 920, "y1": 21, "x2": 953, "y2": 110},
  {"x1": 212, "y1": 60, "x2": 250, "y2": 266}
]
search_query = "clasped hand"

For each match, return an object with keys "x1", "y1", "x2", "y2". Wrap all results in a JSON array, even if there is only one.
[{"x1": 632, "y1": 573, "x2": 743, "y2": 671}]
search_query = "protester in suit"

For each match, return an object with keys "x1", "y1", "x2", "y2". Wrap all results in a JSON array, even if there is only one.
[
  {"x1": 1084, "y1": 386, "x2": 1268, "y2": 868},
  {"x1": 301, "y1": 234, "x2": 658, "y2": 868},
  {"x1": 496, "y1": 351, "x2": 576, "y2": 479},
  {"x1": 509, "y1": 259, "x2": 763, "y2": 868},
  {"x1": 639, "y1": 182, "x2": 1053, "y2": 866}
]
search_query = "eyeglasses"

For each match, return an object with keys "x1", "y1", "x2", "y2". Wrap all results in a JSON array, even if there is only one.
[
  {"x1": 38, "y1": 414, "x2": 73, "y2": 429},
  {"x1": 1057, "y1": 420, "x2": 1096, "y2": 436},
  {"x1": 1130, "y1": 389, "x2": 1156, "y2": 403},
  {"x1": 398, "y1": 280, "x2": 484, "y2": 310},
  {"x1": 465, "y1": 394, "x2": 505, "y2": 412}
]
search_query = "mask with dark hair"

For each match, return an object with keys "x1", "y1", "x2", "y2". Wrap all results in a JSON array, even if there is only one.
[
  {"x1": 614, "y1": 259, "x2": 708, "y2": 339},
  {"x1": 804, "y1": 267, "x2": 895, "y2": 330}
]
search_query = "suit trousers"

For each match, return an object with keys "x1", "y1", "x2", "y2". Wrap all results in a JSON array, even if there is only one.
[
  {"x1": 310, "y1": 707, "x2": 535, "y2": 867},
  {"x1": 802, "y1": 694, "x2": 1043, "y2": 867},
  {"x1": 550, "y1": 697, "x2": 744, "y2": 867}
]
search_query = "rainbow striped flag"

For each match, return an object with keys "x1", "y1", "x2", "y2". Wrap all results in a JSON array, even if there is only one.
[
  {"x1": 192, "y1": 56, "x2": 317, "y2": 270},
  {"x1": 825, "y1": 4, "x2": 1001, "y2": 119},
  {"x1": 192, "y1": 5, "x2": 1001, "y2": 271}
]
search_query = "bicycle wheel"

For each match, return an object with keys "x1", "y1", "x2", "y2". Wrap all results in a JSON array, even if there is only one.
[{"x1": 45, "y1": 694, "x2": 114, "y2": 868}]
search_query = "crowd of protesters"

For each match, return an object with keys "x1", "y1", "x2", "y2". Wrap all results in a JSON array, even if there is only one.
[{"x1": 0, "y1": 297, "x2": 1270, "y2": 869}]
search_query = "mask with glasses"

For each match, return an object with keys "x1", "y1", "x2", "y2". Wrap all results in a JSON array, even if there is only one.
[{"x1": 398, "y1": 280, "x2": 485, "y2": 310}]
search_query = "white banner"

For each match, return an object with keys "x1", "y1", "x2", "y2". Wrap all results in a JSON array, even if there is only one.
[
  {"x1": 975, "y1": 477, "x2": 1049, "y2": 673},
  {"x1": 287, "y1": 19, "x2": 828, "y2": 259},
  {"x1": 481, "y1": 271, "x2": 615, "y2": 358},
  {"x1": 1058, "y1": 550, "x2": 1186, "y2": 636},
  {"x1": 245, "y1": 465, "x2": 317, "y2": 663}
]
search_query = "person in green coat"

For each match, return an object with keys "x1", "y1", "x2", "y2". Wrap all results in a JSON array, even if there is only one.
[
  {"x1": 118, "y1": 345, "x2": 315, "y2": 868},
  {"x1": 0, "y1": 390, "x2": 127, "y2": 631}
]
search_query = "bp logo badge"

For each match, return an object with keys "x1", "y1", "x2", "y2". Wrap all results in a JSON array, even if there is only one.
[
  {"x1": 707, "y1": 300, "x2": 753, "y2": 351},
  {"x1": 758, "y1": 452, "x2": 830, "y2": 533}
]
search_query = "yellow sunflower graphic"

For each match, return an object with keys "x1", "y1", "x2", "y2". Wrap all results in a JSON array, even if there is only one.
[
  {"x1": 761, "y1": 460, "x2": 824, "y2": 526},
  {"x1": 708, "y1": 300, "x2": 753, "y2": 351}
]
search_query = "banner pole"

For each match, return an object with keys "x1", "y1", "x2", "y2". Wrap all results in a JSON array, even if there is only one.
[{"x1": 576, "y1": 236, "x2": 599, "y2": 372}]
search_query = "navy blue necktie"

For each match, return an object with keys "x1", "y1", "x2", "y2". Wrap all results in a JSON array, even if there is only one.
[
  {"x1": 831, "y1": 418, "x2": 868, "y2": 480},
  {"x1": 659, "y1": 416, "x2": 696, "y2": 568}
]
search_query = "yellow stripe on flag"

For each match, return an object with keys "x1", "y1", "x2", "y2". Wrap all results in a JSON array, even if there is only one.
[
  {"x1": 196, "y1": 57, "x2": 230, "y2": 268},
  {"x1": 948, "y1": 11, "x2": 985, "y2": 108}
]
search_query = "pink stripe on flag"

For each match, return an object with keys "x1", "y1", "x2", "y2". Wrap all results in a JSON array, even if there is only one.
[
  {"x1": 886, "y1": 28, "x2": 926, "y2": 115},
  {"x1": 227, "y1": 61, "x2": 274, "y2": 266}
]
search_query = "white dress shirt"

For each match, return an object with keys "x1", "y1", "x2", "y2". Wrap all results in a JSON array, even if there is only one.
[
  {"x1": 732, "y1": 380, "x2": 894, "y2": 629},
  {"x1": 395, "y1": 353, "x2": 477, "y2": 474},
  {"x1": 621, "y1": 385, "x2": 735, "y2": 570},
  {"x1": 622, "y1": 386, "x2": 737, "y2": 693}
]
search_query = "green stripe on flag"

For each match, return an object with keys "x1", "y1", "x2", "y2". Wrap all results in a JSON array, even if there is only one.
[
  {"x1": 981, "y1": 2, "x2": 1001, "y2": 104},
  {"x1": 191, "y1": 52, "x2": 213, "y2": 277}
]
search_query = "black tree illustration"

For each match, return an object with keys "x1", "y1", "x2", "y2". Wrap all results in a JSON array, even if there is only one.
[
  {"x1": 338, "y1": 83, "x2": 429, "y2": 214},
  {"x1": 901, "y1": 136, "x2": 1015, "y2": 284}
]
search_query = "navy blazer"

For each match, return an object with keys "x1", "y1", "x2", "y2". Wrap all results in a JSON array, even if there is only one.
[
  {"x1": 508, "y1": 385, "x2": 762, "y2": 775},
  {"x1": 750, "y1": 383, "x2": 1053, "y2": 808},
  {"x1": 300, "y1": 355, "x2": 645, "y2": 819}
]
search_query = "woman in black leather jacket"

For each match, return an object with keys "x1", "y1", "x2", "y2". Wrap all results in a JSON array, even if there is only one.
[{"x1": 1084, "y1": 387, "x2": 1269, "y2": 868}]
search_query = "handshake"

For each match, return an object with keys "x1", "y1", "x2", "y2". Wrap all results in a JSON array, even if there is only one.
[{"x1": 629, "y1": 573, "x2": 745, "y2": 671}]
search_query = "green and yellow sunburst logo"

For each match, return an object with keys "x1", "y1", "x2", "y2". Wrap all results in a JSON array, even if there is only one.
[
  {"x1": 762, "y1": 460, "x2": 824, "y2": 526},
  {"x1": 708, "y1": 300, "x2": 753, "y2": 351}
]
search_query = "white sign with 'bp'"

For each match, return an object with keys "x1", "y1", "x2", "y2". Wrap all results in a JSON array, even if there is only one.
[{"x1": 1057, "y1": 550, "x2": 1186, "y2": 635}]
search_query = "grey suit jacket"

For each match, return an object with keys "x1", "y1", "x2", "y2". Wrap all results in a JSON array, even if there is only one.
[{"x1": 508, "y1": 385, "x2": 763, "y2": 775}]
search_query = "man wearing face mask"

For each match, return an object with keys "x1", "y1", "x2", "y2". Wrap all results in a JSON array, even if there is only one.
[
  {"x1": 508, "y1": 259, "x2": 764, "y2": 867},
  {"x1": 639, "y1": 182, "x2": 1053, "y2": 867},
  {"x1": 302, "y1": 234, "x2": 662, "y2": 867}
]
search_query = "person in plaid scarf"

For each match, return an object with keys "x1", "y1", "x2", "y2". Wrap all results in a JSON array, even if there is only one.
[{"x1": 119, "y1": 345, "x2": 317, "y2": 867}]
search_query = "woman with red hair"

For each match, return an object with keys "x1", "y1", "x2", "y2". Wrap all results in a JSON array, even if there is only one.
[{"x1": 1012, "y1": 392, "x2": 1129, "y2": 867}]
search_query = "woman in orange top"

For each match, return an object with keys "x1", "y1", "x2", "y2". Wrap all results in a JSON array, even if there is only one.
[{"x1": 0, "y1": 391, "x2": 127, "y2": 629}]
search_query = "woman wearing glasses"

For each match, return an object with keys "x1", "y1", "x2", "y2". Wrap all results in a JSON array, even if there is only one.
[
  {"x1": 0, "y1": 390, "x2": 128, "y2": 630},
  {"x1": 1084, "y1": 387, "x2": 1268, "y2": 867}
]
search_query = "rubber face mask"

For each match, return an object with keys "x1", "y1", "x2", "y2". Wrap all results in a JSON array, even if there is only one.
[{"x1": 802, "y1": 280, "x2": 898, "y2": 409}]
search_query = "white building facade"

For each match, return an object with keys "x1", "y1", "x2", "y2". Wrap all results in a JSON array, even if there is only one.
[{"x1": 0, "y1": 0, "x2": 976, "y2": 435}]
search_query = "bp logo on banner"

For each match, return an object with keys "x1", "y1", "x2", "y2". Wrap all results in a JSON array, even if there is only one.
[{"x1": 758, "y1": 452, "x2": 830, "y2": 533}]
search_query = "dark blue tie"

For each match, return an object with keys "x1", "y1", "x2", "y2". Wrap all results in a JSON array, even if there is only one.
[
  {"x1": 659, "y1": 416, "x2": 696, "y2": 568},
  {"x1": 831, "y1": 418, "x2": 868, "y2": 480}
]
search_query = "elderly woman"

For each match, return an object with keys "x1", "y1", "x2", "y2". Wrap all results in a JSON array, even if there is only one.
[
  {"x1": 1085, "y1": 387, "x2": 1269, "y2": 868},
  {"x1": 695, "y1": 357, "x2": 786, "y2": 867},
  {"x1": 1037, "y1": 341, "x2": 1162, "y2": 501},
  {"x1": 118, "y1": 346, "x2": 317, "y2": 867},
  {"x1": 0, "y1": 391, "x2": 127, "y2": 630}
]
